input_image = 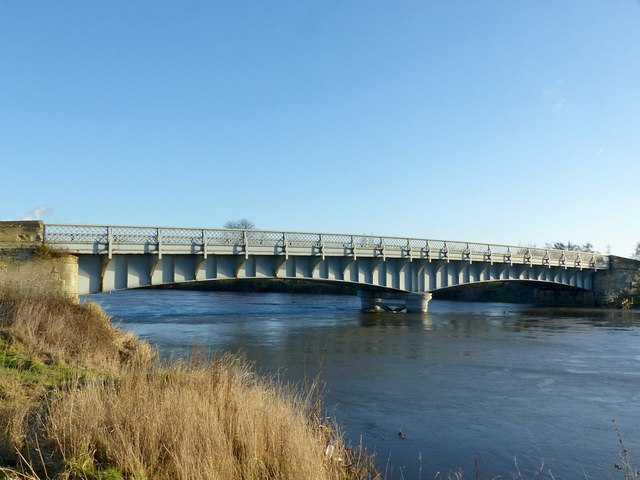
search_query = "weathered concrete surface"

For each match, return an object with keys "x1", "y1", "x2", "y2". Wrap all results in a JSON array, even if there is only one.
[
  {"x1": 0, "y1": 220, "x2": 44, "y2": 247},
  {"x1": 0, "y1": 221, "x2": 78, "y2": 298},
  {"x1": 592, "y1": 255, "x2": 640, "y2": 306}
]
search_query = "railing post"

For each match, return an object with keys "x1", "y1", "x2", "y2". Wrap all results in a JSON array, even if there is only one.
[
  {"x1": 157, "y1": 228, "x2": 163, "y2": 259},
  {"x1": 424, "y1": 240, "x2": 431, "y2": 261},
  {"x1": 282, "y1": 232, "x2": 288, "y2": 259},
  {"x1": 441, "y1": 241, "x2": 449, "y2": 262},
  {"x1": 485, "y1": 245, "x2": 492, "y2": 264},
  {"x1": 202, "y1": 229, "x2": 207, "y2": 259},
  {"x1": 107, "y1": 226, "x2": 113, "y2": 259},
  {"x1": 242, "y1": 230, "x2": 249, "y2": 259}
]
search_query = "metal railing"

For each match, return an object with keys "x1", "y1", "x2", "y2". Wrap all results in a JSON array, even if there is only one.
[{"x1": 43, "y1": 224, "x2": 609, "y2": 269}]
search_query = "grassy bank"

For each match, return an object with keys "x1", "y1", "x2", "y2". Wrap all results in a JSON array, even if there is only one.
[{"x1": 0, "y1": 285, "x2": 376, "y2": 480}]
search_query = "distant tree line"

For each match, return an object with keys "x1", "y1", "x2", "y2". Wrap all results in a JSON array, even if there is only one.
[
  {"x1": 545, "y1": 241, "x2": 594, "y2": 252},
  {"x1": 546, "y1": 241, "x2": 640, "y2": 260}
]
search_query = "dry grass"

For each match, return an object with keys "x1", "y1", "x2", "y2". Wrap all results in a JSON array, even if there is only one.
[
  {"x1": 0, "y1": 284, "x2": 154, "y2": 372},
  {"x1": 45, "y1": 356, "x2": 370, "y2": 480},
  {"x1": 0, "y1": 283, "x2": 154, "y2": 469},
  {"x1": 0, "y1": 284, "x2": 376, "y2": 480},
  {"x1": 29, "y1": 245, "x2": 68, "y2": 261}
]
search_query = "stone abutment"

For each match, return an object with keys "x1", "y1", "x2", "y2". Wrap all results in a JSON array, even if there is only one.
[{"x1": 0, "y1": 221, "x2": 78, "y2": 298}]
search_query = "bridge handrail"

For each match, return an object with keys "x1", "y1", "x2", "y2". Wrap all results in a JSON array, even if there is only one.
[{"x1": 42, "y1": 224, "x2": 609, "y2": 269}]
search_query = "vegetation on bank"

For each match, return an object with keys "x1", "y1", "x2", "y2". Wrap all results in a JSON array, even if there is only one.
[
  {"x1": 29, "y1": 244, "x2": 68, "y2": 261},
  {"x1": 609, "y1": 270, "x2": 640, "y2": 310},
  {"x1": 0, "y1": 285, "x2": 376, "y2": 480}
]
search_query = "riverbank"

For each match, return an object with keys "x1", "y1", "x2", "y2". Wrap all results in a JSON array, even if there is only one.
[{"x1": 0, "y1": 285, "x2": 376, "y2": 479}]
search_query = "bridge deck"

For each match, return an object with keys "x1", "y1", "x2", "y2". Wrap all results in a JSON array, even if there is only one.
[
  {"x1": 37, "y1": 224, "x2": 609, "y2": 311},
  {"x1": 43, "y1": 224, "x2": 608, "y2": 270}
]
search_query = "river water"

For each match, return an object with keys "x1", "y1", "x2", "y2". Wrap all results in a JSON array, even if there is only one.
[{"x1": 87, "y1": 289, "x2": 640, "y2": 479}]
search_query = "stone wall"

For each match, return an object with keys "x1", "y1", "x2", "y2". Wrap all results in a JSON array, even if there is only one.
[
  {"x1": 592, "y1": 255, "x2": 640, "y2": 306},
  {"x1": 0, "y1": 220, "x2": 44, "y2": 247},
  {"x1": 0, "y1": 221, "x2": 78, "y2": 298}
]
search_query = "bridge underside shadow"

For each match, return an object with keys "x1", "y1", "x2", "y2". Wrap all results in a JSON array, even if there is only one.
[
  {"x1": 432, "y1": 280, "x2": 595, "y2": 307},
  {"x1": 156, "y1": 277, "x2": 359, "y2": 295}
]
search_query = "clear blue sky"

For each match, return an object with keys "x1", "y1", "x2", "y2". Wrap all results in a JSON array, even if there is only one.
[{"x1": 2, "y1": 1, "x2": 639, "y2": 256}]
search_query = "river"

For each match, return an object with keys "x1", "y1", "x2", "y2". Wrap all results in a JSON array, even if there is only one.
[{"x1": 87, "y1": 289, "x2": 640, "y2": 479}]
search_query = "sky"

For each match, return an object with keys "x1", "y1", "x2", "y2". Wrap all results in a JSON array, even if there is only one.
[{"x1": 1, "y1": 1, "x2": 639, "y2": 256}]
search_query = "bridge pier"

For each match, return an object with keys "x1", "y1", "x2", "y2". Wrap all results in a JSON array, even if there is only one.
[
  {"x1": 359, "y1": 291, "x2": 386, "y2": 313},
  {"x1": 359, "y1": 290, "x2": 432, "y2": 313},
  {"x1": 403, "y1": 292, "x2": 432, "y2": 313}
]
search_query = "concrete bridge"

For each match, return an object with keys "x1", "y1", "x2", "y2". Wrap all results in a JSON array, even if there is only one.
[{"x1": 23, "y1": 223, "x2": 607, "y2": 312}]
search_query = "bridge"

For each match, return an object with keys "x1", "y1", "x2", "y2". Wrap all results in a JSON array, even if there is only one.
[{"x1": 36, "y1": 224, "x2": 608, "y2": 312}]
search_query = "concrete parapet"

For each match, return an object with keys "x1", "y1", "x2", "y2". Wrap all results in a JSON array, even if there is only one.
[
  {"x1": 0, "y1": 221, "x2": 78, "y2": 298},
  {"x1": 0, "y1": 221, "x2": 44, "y2": 248}
]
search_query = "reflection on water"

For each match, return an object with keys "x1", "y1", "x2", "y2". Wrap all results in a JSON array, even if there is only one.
[{"x1": 88, "y1": 290, "x2": 640, "y2": 479}]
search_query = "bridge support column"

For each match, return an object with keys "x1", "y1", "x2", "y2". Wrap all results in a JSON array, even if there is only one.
[
  {"x1": 403, "y1": 292, "x2": 432, "y2": 313},
  {"x1": 358, "y1": 290, "x2": 432, "y2": 313},
  {"x1": 358, "y1": 290, "x2": 407, "y2": 313},
  {"x1": 358, "y1": 291, "x2": 386, "y2": 312}
]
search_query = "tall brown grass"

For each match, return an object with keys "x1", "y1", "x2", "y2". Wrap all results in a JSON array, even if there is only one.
[
  {"x1": 0, "y1": 284, "x2": 376, "y2": 480},
  {"x1": 45, "y1": 356, "x2": 370, "y2": 480},
  {"x1": 0, "y1": 284, "x2": 153, "y2": 372}
]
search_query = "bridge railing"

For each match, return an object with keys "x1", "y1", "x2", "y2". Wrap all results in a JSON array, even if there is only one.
[{"x1": 43, "y1": 224, "x2": 609, "y2": 270}]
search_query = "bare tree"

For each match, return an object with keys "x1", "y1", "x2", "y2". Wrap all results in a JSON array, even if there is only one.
[
  {"x1": 223, "y1": 218, "x2": 255, "y2": 230},
  {"x1": 581, "y1": 242, "x2": 594, "y2": 253},
  {"x1": 546, "y1": 241, "x2": 593, "y2": 252},
  {"x1": 632, "y1": 242, "x2": 640, "y2": 260}
]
